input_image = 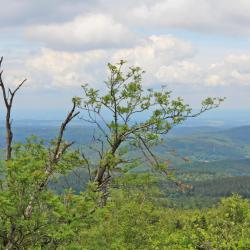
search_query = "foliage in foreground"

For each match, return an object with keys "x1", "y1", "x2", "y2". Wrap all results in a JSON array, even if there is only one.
[
  {"x1": 1, "y1": 155, "x2": 250, "y2": 250},
  {"x1": 69, "y1": 180, "x2": 250, "y2": 250}
]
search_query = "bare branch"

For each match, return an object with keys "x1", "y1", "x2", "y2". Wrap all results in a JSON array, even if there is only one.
[
  {"x1": 24, "y1": 101, "x2": 79, "y2": 218},
  {"x1": 81, "y1": 151, "x2": 92, "y2": 181},
  {"x1": 0, "y1": 56, "x2": 26, "y2": 160},
  {"x1": 53, "y1": 101, "x2": 79, "y2": 163}
]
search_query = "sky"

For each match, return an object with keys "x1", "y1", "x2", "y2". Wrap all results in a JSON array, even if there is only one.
[{"x1": 0, "y1": 0, "x2": 250, "y2": 122}]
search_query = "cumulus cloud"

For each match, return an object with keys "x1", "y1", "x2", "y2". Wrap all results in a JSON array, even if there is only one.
[
  {"x1": 156, "y1": 61, "x2": 202, "y2": 85},
  {"x1": 112, "y1": 35, "x2": 196, "y2": 86},
  {"x1": 205, "y1": 54, "x2": 250, "y2": 86},
  {"x1": 154, "y1": 53, "x2": 250, "y2": 87},
  {"x1": 25, "y1": 14, "x2": 136, "y2": 50},
  {"x1": 2, "y1": 35, "x2": 196, "y2": 89},
  {"x1": 0, "y1": 0, "x2": 98, "y2": 27},
  {"x1": 130, "y1": 0, "x2": 250, "y2": 36},
  {"x1": 3, "y1": 0, "x2": 250, "y2": 38},
  {"x1": 24, "y1": 48, "x2": 108, "y2": 89},
  {"x1": 111, "y1": 35, "x2": 250, "y2": 87},
  {"x1": 2, "y1": 0, "x2": 250, "y2": 113},
  {"x1": 4, "y1": 36, "x2": 250, "y2": 91}
]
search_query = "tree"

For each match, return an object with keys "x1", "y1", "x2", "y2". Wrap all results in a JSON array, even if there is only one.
[
  {"x1": 0, "y1": 57, "x2": 84, "y2": 249},
  {"x1": 0, "y1": 56, "x2": 26, "y2": 160},
  {"x1": 77, "y1": 60, "x2": 224, "y2": 204}
]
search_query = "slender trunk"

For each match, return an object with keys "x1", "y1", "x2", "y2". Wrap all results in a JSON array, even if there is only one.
[
  {"x1": 94, "y1": 139, "x2": 122, "y2": 206},
  {"x1": 4, "y1": 224, "x2": 16, "y2": 250},
  {"x1": 95, "y1": 165, "x2": 107, "y2": 184},
  {"x1": 5, "y1": 242, "x2": 14, "y2": 250},
  {"x1": 1, "y1": 229, "x2": 8, "y2": 247},
  {"x1": 5, "y1": 109, "x2": 12, "y2": 161},
  {"x1": 95, "y1": 137, "x2": 122, "y2": 181}
]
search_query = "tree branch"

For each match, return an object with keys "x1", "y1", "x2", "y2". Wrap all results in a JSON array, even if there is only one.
[
  {"x1": 0, "y1": 56, "x2": 26, "y2": 160},
  {"x1": 24, "y1": 101, "x2": 79, "y2": 218}
]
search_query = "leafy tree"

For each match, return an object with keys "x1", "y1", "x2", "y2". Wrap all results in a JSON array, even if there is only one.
[
  {"x1": 0, "y1": 130, "x2": 86, "y2": 248},
  {"x1": 76, "y1": 60, "x2": 224, "y2": 203},
  {"x1": 0, "y1": 57, "x2": 87, "y2": 249}
]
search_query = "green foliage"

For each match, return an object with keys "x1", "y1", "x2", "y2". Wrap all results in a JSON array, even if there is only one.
[
  {"x1": 73, "y1": 186, "x2": 250, "y2": 250},
  {"x1": 77, "y1": 61, "x2": 223, "y2": 186},
  {"x1": 1, "y1": 60, "x2": 239, "y2": 250},
  {"x1": 1, "y1": 138, "x2": 250, "y2": 249},
  {"x1": 0, "y1": 137, "x2": 86, "y2": 248}
]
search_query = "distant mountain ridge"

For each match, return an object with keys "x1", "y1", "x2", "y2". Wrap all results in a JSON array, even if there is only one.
[
  {"x1": 1, "y1": 124, "x2": 250, "y2": 161},
  {"x1": 216, "y1": 126, "x2": 250, "y2": 144},
  {"x1": 1, "y1": 122, "x2": 250, "y2": 204}
]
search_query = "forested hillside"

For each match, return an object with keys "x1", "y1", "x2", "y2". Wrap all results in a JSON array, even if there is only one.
[
  {"x1": 2, "y1": 123, "x2": 250, "y2": 201},
  {"x1": 0, "y1": 60, "x2": 249, "y2": 249}
]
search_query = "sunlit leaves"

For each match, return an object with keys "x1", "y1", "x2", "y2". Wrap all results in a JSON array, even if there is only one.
[{"x1": 76, "y1": 61, "x2": 224, "y2": 184}]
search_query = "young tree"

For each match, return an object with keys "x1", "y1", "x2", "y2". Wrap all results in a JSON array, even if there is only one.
[
  {"x1": 0, "y1": 57, "x2": 84, "y2": 249},
  {"x1": 76, "y1": 61, "x2": 225, "y2": 204}
]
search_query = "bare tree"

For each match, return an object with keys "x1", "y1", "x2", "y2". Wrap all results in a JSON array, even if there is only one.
[{"x1": 0, "y1": 56, "x2": 26, "y2": 160}]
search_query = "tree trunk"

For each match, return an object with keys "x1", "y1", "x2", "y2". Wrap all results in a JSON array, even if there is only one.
[{"x1": 6, "y1": 109, "x2": 12, "y2": 161}]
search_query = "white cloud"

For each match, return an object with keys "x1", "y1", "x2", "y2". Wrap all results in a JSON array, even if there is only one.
[
  {"x1": 0, "y1": 0, "x2": 98, "y2": 27},
  {"x1": 24, "y1": 48, "x2": 108, "y2": 88},
  {"x1": 2, "y1": 0, "x2": 250, "y2": 112},
  {"x1": 25, "y1": 14, "x2": 136, "y2": 50},
  {"x1": 130, "y1": 0, "x2": 250, "y2": 36},
  {"x1": 154, "y1": 52, "x2": 250, "y2": 87},
  {"x1": 156, "y1": 61, "x2": 202, "y2": 85},
  {"x1": 111, "y1": 35, "x2": 250, "y2": 87},
  {"x1": 153, "y1": 52, "x2": 250, "y2": 87},
  {"x1": 205, "y1": 54, "x2": 250, "y2": 86},
  {"x1": 112, "y1": 35, "x2": 196, "y2": 86},
  {"x1": 2, "y1": 0, "x2": 250, "y2": 39},
  {"x1": 3, "y1": 35, "x2": 197, "y2": 89},
  {"x1": 4, "y1": 36, "x2": 250, "y2": 92}
]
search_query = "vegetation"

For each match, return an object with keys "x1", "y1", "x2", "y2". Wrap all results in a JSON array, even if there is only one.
[{"x1": 1, "y1": 58, "x2": 249, "y2": 249}]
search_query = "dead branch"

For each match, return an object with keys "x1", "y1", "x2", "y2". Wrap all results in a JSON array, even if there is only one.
[
  {"x1": 0, "y1": 56, "x2": 26, "y2": 160},
  {"x1": 24, "y1": 102, "x2": 79, "y2": 218}
]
